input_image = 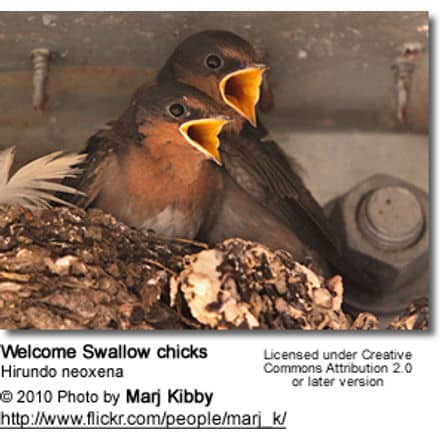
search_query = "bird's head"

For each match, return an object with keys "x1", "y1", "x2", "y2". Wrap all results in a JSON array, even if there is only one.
[
  {"x1": 121, "y1": 82, "x2": 229, "y2": 165},
  {"x1": 158, "y1": 30, "x2": 268, "y2": 127}
]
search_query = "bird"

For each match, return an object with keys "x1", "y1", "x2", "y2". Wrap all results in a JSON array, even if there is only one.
[
  {"x1": 157, "y1": 32, "x2": 343, "y2": 264},
  {"x1": 158, "y1": 30, "x2": 270, "y2": 135},
  {"x1": 62, "y1": 82, "x2": 228, "y2": 240},
  {"x1": 61, "y1": 81, "x2": 325, "y2": 265}
]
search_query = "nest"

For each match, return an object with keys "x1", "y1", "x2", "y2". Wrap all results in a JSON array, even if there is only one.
[
  {"x1": 0, "y1": 205, "x2": 428, "y2": 330},
  {"x1": 388, "y1": 297, "x2": 429, "y2": 330}
]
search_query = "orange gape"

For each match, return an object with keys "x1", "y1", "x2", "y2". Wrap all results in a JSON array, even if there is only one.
[{"x1": 219, "y1": 66, "x2": 266, "y2": 126}]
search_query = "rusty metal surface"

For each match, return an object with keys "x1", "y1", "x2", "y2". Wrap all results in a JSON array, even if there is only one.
[
  {"x1": 0, "y1": 66, "x2": 154, "y2": 163},
  {"x1": 1, "y1": 12, "x2": 429, "y2": 122}
]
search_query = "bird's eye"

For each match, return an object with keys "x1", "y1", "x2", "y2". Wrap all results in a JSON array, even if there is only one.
[
  {"x1": 205, "y1": 54, "x2": 223, "y2": 70},
  {"x1": 168, "y1": 102, "x2": 186, "y2": 118}
]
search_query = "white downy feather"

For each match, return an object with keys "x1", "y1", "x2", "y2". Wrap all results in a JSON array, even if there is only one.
[{"x1": 0, "y1": 146, "x2": 86, "y2": 209}]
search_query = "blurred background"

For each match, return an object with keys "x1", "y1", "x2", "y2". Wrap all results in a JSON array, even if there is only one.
[{"x1": 0, "y1": 11, "x2": 428, "y2": 204}]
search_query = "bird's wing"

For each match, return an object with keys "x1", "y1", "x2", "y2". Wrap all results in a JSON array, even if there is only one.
[
  {"x1": 241, "y1": 121, "x2": 305, "y2": 175},
  {"x1": 60, "y1": 129, "x2": 120, "y2": 208},
  {"x1": 220, "y1": 134, "x2": 341, "y2": 256}
]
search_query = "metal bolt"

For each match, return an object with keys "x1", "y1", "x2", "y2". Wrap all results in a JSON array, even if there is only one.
[
  {"x1": 392, "y1": 60, "x2": 415, "y2": 123},
  {"x1": 31, "y1": 48, "x2": 52, "y2": 111},
  {"x1": 391, "y1": 42, "x2": 425, "y2": 124},
  {"x1": 358, "y1": 185, "x2": 425, "y2": 251},
  {"x1": 327, "y1": 174, "x2": 429, "y2": 314}
]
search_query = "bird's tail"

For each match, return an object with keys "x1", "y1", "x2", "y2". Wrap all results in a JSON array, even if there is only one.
[{"x1": 0, "y1": 145, "x2": 86, "y2": 209}]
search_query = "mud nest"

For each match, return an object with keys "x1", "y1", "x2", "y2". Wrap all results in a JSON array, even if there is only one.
[{"x1": 0, "y1": 205, "x2": 428, "y2": 330}]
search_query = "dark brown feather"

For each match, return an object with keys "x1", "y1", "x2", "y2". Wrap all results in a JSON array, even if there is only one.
[
  {"x1": 220, "y1": 134, "x2": 341, "y2": 256},
  {"x1": 61, "y1": 130, "x2": 120, "y2": 208}
]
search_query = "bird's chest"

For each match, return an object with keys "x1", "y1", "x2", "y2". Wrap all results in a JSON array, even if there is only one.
[{"x1": 98, "y1": 149, "x2": 222, "y2": 239}]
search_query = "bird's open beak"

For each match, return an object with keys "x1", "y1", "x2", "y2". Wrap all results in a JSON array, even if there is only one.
[
  {"x1": 219, "y1": 64, "x2": 267, "y2": 127},
  {"x1": 179, "y1": 117, "x2": 229, "y2": 166}
]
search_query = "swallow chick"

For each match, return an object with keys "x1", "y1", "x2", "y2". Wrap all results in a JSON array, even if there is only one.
[
  {"x1": 61, "y1": 82, "x2": 320, "y2": 264},
  {"x1": 159, "y1": 30, "x2": 268, "y2": 130},
  {"x1": 64, "y1": 82, "x2": 228, "y2": 240}
]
